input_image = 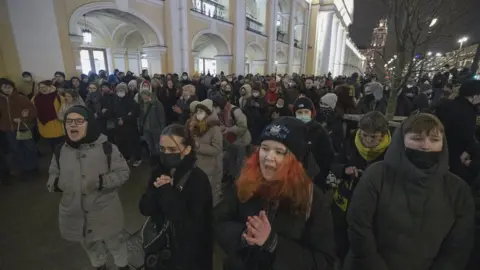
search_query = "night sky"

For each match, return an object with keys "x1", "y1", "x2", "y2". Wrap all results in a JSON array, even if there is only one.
[{"x1": 349, "y1": 0, "x2": 479, "y2": 52}]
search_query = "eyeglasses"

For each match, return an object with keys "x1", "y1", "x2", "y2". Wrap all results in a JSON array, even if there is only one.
[{"x1": 65, "y1": 118, "x2": 86, "y2": 125}]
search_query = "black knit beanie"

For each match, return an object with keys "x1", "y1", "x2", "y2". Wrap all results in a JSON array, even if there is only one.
[
  {"x1": 293, "y1": 97, "x2": 314, "y2": 113},
  {"x1": 259, "y1": 117, "x2": 308, "y2": 161}
]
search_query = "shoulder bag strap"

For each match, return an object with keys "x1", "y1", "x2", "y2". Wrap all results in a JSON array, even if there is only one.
[
  {"x1": 142, "y1": 169, "x2": 193, "y2": 249},
  {"x1": 175, "y1": 169, "x2": 193, "y2": 191}
]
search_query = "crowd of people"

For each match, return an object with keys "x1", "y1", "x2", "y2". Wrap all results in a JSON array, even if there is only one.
[{"x1": 0, "y1": 67, "x2": 479, "y2": 270}]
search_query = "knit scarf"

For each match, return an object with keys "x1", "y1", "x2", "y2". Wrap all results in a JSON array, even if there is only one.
[
  {"x1": 354, "y1": 130, "x2": 391, "y2": 161},
  {"x1": 34, "y1": 91, "x2": 59, "y2": 125}
]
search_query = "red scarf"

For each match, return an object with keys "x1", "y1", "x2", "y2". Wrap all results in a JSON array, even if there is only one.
[{"x1": 34, "y1": 92, "x2": 59, "y2": 125}]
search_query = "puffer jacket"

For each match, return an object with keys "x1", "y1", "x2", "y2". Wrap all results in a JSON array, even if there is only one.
[
  {"x1": 188, "y1": 113, "x2": 223, "y2": 206},
  {"x1": 238, "y1": 84, "x2": 252, "y2": 109},
  {"x1": 344, "y1": 122, "x2": 475, "y2": 270},
  {"x1": 48, "y1": 135, "x2": 130, "y2": 242}
]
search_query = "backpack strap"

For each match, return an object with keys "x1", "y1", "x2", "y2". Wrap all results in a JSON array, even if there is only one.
[
  {"x1": 230, "y1": 106, "x2": 239, "y2": 125},
  {"x1": 102, "y1": 142, "x2": 113, "y2": 172},
  {"x1": 54, "y1": 143, "x2": 64, "y2": 170}
]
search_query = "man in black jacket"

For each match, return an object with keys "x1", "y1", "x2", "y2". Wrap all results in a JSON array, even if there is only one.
[
  {"x1": 435, "y1": 80, "x2": 480, "y2": 184},
  {"x1": 293, "y1": 97, "x2": 335, "y2": 188}
]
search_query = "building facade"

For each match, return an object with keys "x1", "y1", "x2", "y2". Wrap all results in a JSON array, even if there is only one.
[
  {"x1": 365, "y1": 18, "x2": 388, "y2": 74},
  {"x1": 0, "y1": 0, "x2": 364, "y2": 81},
  {"x1": 305, "y1": 0, "x2": 365, "y2": 77}
]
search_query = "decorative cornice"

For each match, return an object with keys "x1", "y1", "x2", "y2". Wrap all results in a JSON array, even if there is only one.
[
  {"x1": 142, "y1": 46, "x2": 167, "y2": 53},
  {"x1": 190, "y1": 10, "x2": 234, "y2": 29},
  {"x1": 136, "y1": 0, "x2": 165, "y2": 7},
  {"x1": 111, "y1": 48, "x2": 128, "y2": 54},
  {"x1": 214, "y1": 55, "x2": 233, "y2": 60},
  {"x1": 69, "y1": 34, "x2": 84, "y2": 46}
]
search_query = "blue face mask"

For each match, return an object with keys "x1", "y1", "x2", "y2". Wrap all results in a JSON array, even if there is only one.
[{"x1": 296, "y1": 115, "x2": 311, "y2": 123}]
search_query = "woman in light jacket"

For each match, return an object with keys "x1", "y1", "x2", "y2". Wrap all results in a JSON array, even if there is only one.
[
  {"x1": 47, "y1": 105, "x2": 130, "y2": 270},
  {"x1": 187, "y1": 99, "x2": 223, "y2": 206},
  {"x1": 57, "y1": 89, "x2": 84, "y2": 121}
]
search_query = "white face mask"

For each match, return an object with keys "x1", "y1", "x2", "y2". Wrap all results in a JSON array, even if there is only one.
[
  {"x1": 407, "y1": 84, "x2": 414, "y2": 88},
  {"x1": 182, "y1": 76, "x2": 188, "y2": 80},
  {"x1": 276, "y1": 104, "x2": 283, "y2": 108},
  {"x1": 252, "y1": 92, "x2": 260, "y2": 97},
  {"x1": 117, "y1": 91, "x2": 126, "y2": 98},
  {"x1": 196, "y1": 112, "x2": 206, "y2": 121}
]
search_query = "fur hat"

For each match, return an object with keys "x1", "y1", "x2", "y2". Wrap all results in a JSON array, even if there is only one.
[{"x1": 190, "y1": 99, "x2": 213, "y2": 114}]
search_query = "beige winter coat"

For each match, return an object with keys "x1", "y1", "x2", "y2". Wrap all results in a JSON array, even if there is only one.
[
  {"x1": 48, "y1": 135, "x2": 130, "y2": 242},
  {"x1": 188, "y1": 113, "x2": 223, "y2": 206}
]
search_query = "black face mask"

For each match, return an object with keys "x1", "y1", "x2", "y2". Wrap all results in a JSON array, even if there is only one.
[
  {"x1": 405, "y1": 148, "x2": 441, "y2": 169},
  {"x1": 160, "y1": 152, "x2": 183, "y2": 169}
]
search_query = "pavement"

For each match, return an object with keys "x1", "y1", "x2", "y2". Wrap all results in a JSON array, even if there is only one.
[{"x1": 0, "y1": 150, "x2": 152, "y2": 270}]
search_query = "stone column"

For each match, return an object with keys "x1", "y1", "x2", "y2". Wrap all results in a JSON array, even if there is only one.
[
  {"x1": 287, "y1": 3, "x2": 296, "y2": 74},
  {"x1": 233, "y1": 0, "x2": 246, "y2": 74},
  {"x1": 328, "y1": 17, "x2": 339, "y2": 75},
  {"x1": 111, "y1": 48, "x2": 127, "y2": 72},
  {"x1": 179, "y1": 0, "x2": 190, "y2": 73},
  {"x1": 7, "y1": 0, "x2": 65, "y2": 80},
  {"x1": 143, "y1": 46, "x2": 167, "y2": 74},
  {"x1": 215, "y1": 55, "x2": 232, "y2": 75},
  {"x1": 266, "y1": 0, "x2": 278, "y2": 73},
  {"x1": 168, "y1": 0, "x2": 182, "y2": 73},
  {"x1": 318, "y1": 11, "x2": 334, "y2": 75},
  {"x1": 69, "y1": 35, "x2": 83, "y2": 75},
  {"x1": 339, "y1": 32, "x2": 347, "y2": 76},
  {"x1": 333, "y1": 25, "x2": 344, "y2": 76}
]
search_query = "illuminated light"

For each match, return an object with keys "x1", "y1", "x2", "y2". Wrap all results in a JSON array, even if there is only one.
[
  {"x1": 429, "y1": 18, "x2": 438, "y2": 28},
  {"x1": 82, "y1": 29, "x2": 92, "y2": 44}
]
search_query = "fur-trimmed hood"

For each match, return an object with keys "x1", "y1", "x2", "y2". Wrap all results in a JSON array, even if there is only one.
[{"x1": 188, "y1": 111, "x2": 221, "y2": 137}]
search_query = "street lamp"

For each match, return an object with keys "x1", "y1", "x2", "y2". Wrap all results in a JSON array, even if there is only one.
[
  {"x1": 435, "y1": 53, "x2": 442, "y2": 57},
  {"x1": 427, "y1": 51, "x2": 432, "y2": 56},
  {"x1": 458, "y1": 36, "x2": 469, "y2": 50},
  {"x1": 394, "y1": 55, "x2": 397, "y2": 59},
  {"x1": 429, "y1": 18, "x2": 438, "y2": 28}
]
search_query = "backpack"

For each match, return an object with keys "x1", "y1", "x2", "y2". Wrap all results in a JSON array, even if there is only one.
[
  {"x1": 54, "y1": 142, "x2": 113, "y2": 171},
  {"x1": 230, "y1": 106, "x2": 260, "y2": 134}
]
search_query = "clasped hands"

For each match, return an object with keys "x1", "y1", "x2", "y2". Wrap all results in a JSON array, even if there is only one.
[{"x1": 243, "y1": 210, "x2": 272, "y2": 247}]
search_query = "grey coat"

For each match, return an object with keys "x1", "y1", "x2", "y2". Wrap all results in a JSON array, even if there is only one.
[
  {"x1": 48, "y1": 135, "x2": 130, "y2": 242},
  {"x1": 194, "y1": 113, "x2": 223, "y2": 206},
  {"x1": 223, "y1": 105, "x2": 251, "y2": 147},
  {"x1": 139, "y1": 99, "x2": 166, "y2": 133}
]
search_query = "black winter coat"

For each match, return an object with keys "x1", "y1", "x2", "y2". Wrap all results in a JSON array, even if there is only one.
[
  {"x1": 214, "y1": 185, "x2": 336, "y2": 270},
  {"x1": 306, "y1": 120, "x2": 335, "y2": 188},
  {"x1": 344, "y1": 122, "x2": 475, "y2": 270},
  {"x1": 435, "y1": 96, "x2": 480, "y2": 184},
  {"x1": 330, "y1": 131, "x2": 388, "y2": 262},
  {"x1": 139, "y1": 154, "x2": 213, "y2": 270}
]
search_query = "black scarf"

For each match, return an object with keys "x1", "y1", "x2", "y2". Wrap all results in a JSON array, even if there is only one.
[{"x1": 63, "y1": 106, "x2": 101, "y2": 148}]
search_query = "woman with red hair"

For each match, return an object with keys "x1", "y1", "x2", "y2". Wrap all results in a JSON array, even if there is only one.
[{"x1": 214, "y1": 117, "x2": 336, "y2": 270}]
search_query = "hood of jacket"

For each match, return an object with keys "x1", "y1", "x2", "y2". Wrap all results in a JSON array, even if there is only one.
[
  {"x1": 240, "y1": 84, "x2": 252, "y2": 98},
  {"x1": 384, "y1": 120, "x2": 449, "y2": 180}
]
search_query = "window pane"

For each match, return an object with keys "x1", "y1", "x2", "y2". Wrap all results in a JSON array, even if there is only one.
[
  {"x1": 141, "y1": 59, "x2": 149, "y2": 69},
  {"x1": 80, "y1": 50, "x2": 91, "y2": 75},
  {"x1": 93, "y1": 50, "x2": 106, "y2": 73}
]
